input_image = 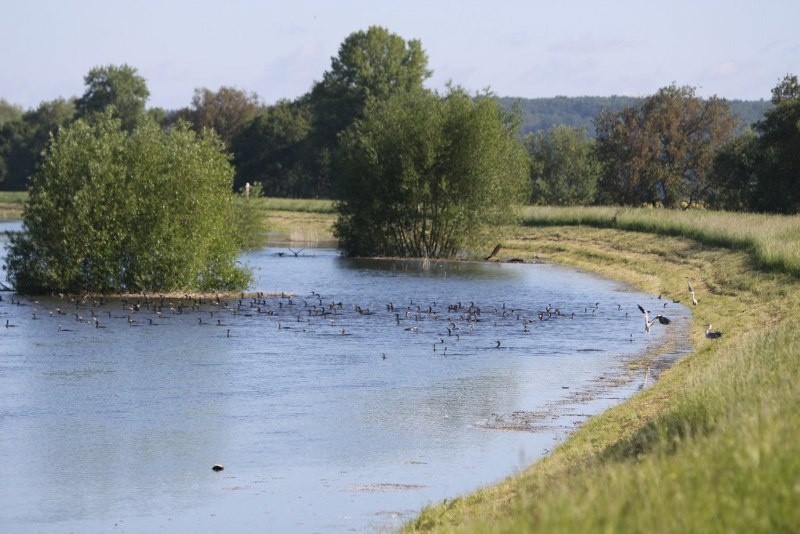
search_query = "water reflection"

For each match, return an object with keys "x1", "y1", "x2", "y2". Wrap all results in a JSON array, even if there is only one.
[{"x1": 0, "y1": 237, "x2": 691, "y2": 532}]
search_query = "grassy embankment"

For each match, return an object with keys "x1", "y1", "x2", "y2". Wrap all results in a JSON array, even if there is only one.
[
  {"x1": 407, "y1": 206, "x2": 800, "y2": 532},
  {"x1": 0, "y1": 191, "x2": 26, "y2": 219}
]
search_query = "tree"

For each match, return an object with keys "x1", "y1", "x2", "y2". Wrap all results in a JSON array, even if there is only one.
[
  {"x1": 749, "y1": 74, "x2": 800, "y2": 213},
  {"x1": 308, "y1": 26, "x2": 432, "y2": 197},
  {"x1": 75, "y1": 64, "x2": 149, "y2": 132},
  {"x1": 188, "y1": 86, "x2": 262, "y2": 147},
  {"x1": 333, "y1": 87, "x2": 530, "y2": 258},
  {"x1": 230, "y1": 99, "x2": 314, "y2": 196},
  {"x1": 526, "y1": 125, "x2": 599, "y2": 205},
  {"x1": 0, "y1": 99, "x2": 23, "y2": 126},
  {"x1": 4, "y1": 112, "x2": 251, "y2": 294},
  {"x1": 707, "y1": 130, "x2": 759, "y2": 211},
  {"x1": 0, "y1": 98, "x2": 75, "y2": 190},
  {"x1": 594, "y1": 85, "x2": 737, "y2": 207}
]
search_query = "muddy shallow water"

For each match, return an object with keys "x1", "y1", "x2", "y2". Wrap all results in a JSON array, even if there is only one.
[{"x1": 0, "y1": 224, "x2": 690, "y2": 532}]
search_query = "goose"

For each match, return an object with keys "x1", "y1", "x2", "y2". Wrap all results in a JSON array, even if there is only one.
[{"x1": 705, "y1": 324, "x2": 723, "y2": 339}]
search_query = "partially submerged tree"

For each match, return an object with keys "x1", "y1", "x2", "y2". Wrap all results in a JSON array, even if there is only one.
[
  {"x1": 333, "y1": 87, "x2": 530, "y2": 258},
  {"x1": 5, "y1": 112, "x2": 251, "y2": 294}
]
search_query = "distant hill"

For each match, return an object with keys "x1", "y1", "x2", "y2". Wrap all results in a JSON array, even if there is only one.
[{"x1": 498, "y1": 96, "x2": 773, "y2": 137}]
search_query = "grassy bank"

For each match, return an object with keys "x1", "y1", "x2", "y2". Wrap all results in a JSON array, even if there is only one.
[
  {"x1": 259, "y1": 197, "x2": 337, "y2": 244},
  {"x1": 0, "y1": 191, "x2": 26, "y2": 219},
  {"x1": 406, "y1": 211, "x2": 800, "y2": 532}
]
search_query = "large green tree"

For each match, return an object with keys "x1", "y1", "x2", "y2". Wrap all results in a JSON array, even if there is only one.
[
  {"x1": 230, "y1": 99, "x2": 314, "y2": 196},
  {"x1": 526, "y1": 125, "x2": 599, "y2": 205},
  {"x1": 188, "y1": 86, "x2": 262, "y2": 147},
  {"x1": 75, "y1": 64, "x2": 150, "y2": 132},
  {"x1": 333, "y1": 87, "x2": 530, "y2": 258},
  {"x1": 0, "y1": 98, "x2": 75, "y2": 190},
  {"x1": 5, "y1": 112, "x2": 251, "y2": 294},
  {"x1": 308, "y1": 26, "x2": 432, "y2": 197},
  {"x1": 750, "y1": 74, "x2": 800, "y2": 213},
  {"x1": 594, "y1": 85, "x2": 737, "y2": 207},
  {"x1": 707, "y1": 130, "x2": 759, "y2": 211}
]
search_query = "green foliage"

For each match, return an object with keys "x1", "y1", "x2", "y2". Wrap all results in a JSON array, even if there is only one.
[
  {"x1": 333, "y1": 87, "x2": 530, "y2": 258},
  {"x1": 230, "y1": 99, "x2": 316, "y2": 196},
  {"x1": 307, "y1": 26, "x2": 432, "y2": 198},
  {"x1": 75, "y1": 64, "x2": 150, "y2": 132},
  {"x1": 750, "y1": 74, "x2": 800, "y2": 213},
  {"x1": 5, "y1": 112, "x2": 251, "y2": 294},
  {"x1": 594, "y1": 84, "x2": 738, "y2": 207},
  {"x1": 708, "y1": 130, "x2": 759, "y2": 211},
  {"x1": 0, "y1": 98, "x2": 75, "y2": 190},
  {"x1": 498, "y1": 96, "x2": 769, "y2": 137},
  {"x1": 525, "y1": 125, "x2": 599, "y2": 205},
  {"x1": 189, "y1": 86, "x2": 262, "y2": 147},
  {"x1": 0, "y1": 99, "x2": 24, "y2": 126}
]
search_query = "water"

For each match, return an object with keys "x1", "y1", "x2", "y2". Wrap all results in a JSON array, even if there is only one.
[{"x1": 0, "y1": 221, "x2": 690, "y2": 532}]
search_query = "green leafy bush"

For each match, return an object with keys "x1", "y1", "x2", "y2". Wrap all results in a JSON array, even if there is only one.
[{"x1": 5, "y1": 113, "x2": 251, "y2": 294}]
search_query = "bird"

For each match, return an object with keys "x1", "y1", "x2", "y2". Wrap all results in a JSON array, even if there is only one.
[
  {"x1": 637, "y1": 304, "x2": 671, "y2": 334},
  {"x1": 211, "y1": 464, "x2": 224, "y2": 472},
  {"x1": 484, "y1": 244, "x2": 502, "y2": 261},
  {"x1": 688, "y1": 281, "x2": 698, "y2": 306},
  {"x1": 705, "y1": 324, "x2": 723, "y2": 339}
]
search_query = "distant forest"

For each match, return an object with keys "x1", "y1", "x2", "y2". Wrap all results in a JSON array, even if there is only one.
[{"x1": 499, "y1": 96, "x2": 772, "y2": 137}]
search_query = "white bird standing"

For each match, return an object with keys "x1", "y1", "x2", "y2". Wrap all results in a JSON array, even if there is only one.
[
  {"x1": 688, "y1": 281, "x2": 698, "y2": 306},
  {"x1": 638, "y1": 304, "x2": 672, "y2": 334}
]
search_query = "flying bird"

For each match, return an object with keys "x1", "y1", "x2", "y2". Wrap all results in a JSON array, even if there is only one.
[
  {"x1": 637, "y1": 304, "x2": 671, "y2": 334},
  {"x1": 485, "y1": 244, "x2": 502, "y2": 261}
]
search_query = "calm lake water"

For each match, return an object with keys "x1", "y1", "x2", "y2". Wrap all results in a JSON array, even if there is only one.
[{"x1": 0, "y1": 221, "x2": 690, "y2": 532}]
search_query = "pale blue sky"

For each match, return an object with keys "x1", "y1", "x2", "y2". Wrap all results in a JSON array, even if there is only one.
[{"x1": 2, "y1": 0, "x2": 798, "y2": 110}]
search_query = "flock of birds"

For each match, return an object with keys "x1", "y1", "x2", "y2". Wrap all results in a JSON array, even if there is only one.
[{"x1": 0, "y1": 277, "x2": 722, "y2": 348}]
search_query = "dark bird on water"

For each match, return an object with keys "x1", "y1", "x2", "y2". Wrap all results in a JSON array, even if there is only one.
[{"x1": 212, "y1": 464, "x2": 224, "y2": 472}]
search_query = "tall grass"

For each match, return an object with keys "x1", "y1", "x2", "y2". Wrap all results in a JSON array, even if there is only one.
[
  {"x1": 522, "y1": 206, "x2": 800, "y2": 277},
  {"x1": 262, "y1": 197, "x2": 336, "y2": 214}
]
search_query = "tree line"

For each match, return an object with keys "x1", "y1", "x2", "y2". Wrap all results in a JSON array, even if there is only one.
[
  {"x1": 1, "y1": 31, "x2": 795, "y2": 214},
  {"x1": 3, "y1": 25, "x2": 799, "y2": 293}
]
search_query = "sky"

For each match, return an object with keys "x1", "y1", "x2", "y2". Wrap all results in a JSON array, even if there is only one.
[{"x1": 2, "y1": 0, "x2": 798, "y2": 111}]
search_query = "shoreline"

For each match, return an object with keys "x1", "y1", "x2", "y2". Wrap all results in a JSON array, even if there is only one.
[{"x1": 407, "y1": 222, "x2": 800, "y2": 531}]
